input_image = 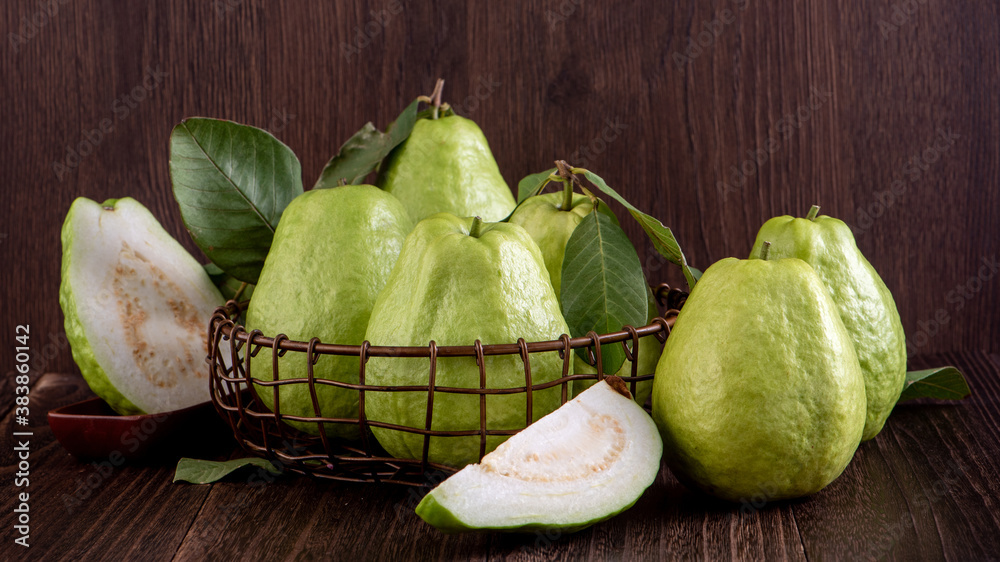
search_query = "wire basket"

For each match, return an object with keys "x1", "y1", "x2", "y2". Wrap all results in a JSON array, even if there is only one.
[{"x1": 207, "y1": 283, "x2": 687, "y2": 486}]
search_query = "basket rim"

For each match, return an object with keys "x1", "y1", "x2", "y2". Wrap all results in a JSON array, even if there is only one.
[{"x1": 210, "y1": 284, "x2": 684, "y2": 360}]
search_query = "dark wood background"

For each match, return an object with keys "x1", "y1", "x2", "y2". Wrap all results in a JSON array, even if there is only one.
[
  {"x1": 2, "y1": 2, "x2": 1000, "y2": 560},
  {"x1": 2, "y1": 2, "x2": 998, "y2": 385}
]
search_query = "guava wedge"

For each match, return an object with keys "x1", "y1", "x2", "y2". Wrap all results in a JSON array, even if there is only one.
[
  {"x1": 59, "y1": 197, "x2": 225, "y2": 415},
  {"x1": 415, "y1": 377, "x2": 663, "y2": 533}
]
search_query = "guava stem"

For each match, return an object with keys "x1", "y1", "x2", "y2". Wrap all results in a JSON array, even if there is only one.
[
  {"x1": 760, "y1": 241, "x2": 772, "y2": 261},
  {"x1": 233, "y1": 282, "x2": 248, "y2": 302},
  {"x1": 555, "y1": 159, "x2": 572, "y2": 179},
  {"x1": 469, "y1": 216, "x2": 484, "y2": 238},
  {"x1": 806, "y1": 205, "x2": 820, "y2": 221},
  {"x1": 553, "y1": 160, "x2": 582, "y2": 210},
  {"x1": 337, "y1": 178, "x2": 348, "y2": 186},
  {"x1": 561, "y1": 178, "x2": 574, "y2": 210},
  {"x1": 429, "y1": 78, "x2": 445, "y2": 120}
]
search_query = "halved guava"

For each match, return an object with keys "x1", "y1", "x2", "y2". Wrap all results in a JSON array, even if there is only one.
[
  {"x1": 59, "y1": 197, "x2": 225, "y2": 415},
  {"x1": 415, "y1": 376, "x2": 663, "y2": 533}
]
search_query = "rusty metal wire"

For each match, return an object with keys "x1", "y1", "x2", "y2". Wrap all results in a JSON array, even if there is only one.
[{"x1": 208, "y1": 283, "x2": 686, "y2": 486}]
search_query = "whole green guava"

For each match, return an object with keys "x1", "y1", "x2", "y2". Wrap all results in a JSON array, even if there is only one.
[
  {"x1": 652, "y1": 257, "x2": 866, "y2": 502},
  {"x1": 377, "y1": 115, "x2": 516, "y2": 223},
  {"x1": 750, "y1": 207, "x2": 907, "y2": 441},
  {"x1": 248, "y1": 185, "x2": 412, "y2": 438},
  {"x1": 364, "y1": 213, "x2": 571, "y2": 468},
  {"x1": 510, "y1": 190, "x2": 657, "y2": 403},
  {"x1": 509, "y1": 191, "x2": 604, "y2": 296}
]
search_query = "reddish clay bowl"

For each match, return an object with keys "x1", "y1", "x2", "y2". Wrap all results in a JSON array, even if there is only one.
[{"x1": 48, "y1": 398, "x2": 229, "y2": 461}]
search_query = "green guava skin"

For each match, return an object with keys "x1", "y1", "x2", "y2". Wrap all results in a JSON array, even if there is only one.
[
  {"x1": 572, "y1": 288, "x2": 662, "y2": 405},
  {"x1": 60, "y1": 197, "x2": 144, "y2": 415},
  {"x1": 248, "y1": 186, "x2": 412, "y2": 438},
  {"x1": 508, "y1": 192, "x2": 599, "y2": 297},
  {"x1": 376, "y1": 116, "x2": 516, "y2": 223},
  {"x1": 750, "y1": 214, "x2": 907, "y2": 441},
  {"x1": 364, "y1": 214, "x2": 571, "y2": 468},
  {"x1": 508, "y1": 192, "x2": 655, "y2": 402},
  {"x1": 415, "y1": 492, "x2": 640, "y2": 535},
  {"x1": 652, "y1": 258, "x2": 866, "y2": 502}
]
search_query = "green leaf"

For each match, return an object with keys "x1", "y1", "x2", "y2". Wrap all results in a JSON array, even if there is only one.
[
  {"x1": 560, "y1": 211, "x2": 648, "y2": 374},
  {"x1": 574, "y1": 168, "x2": 697, "y2": 289},
  {"x1": 173, "y1": 457, "x2": 281, "y2": 484},
  {"x1": 170, "y1": 118, "x2": 303, "y2": 285},
  {"x1": 897, "y1": 366, "x2": 972, "y2": 403},
  {"x1": 204, "y1": 263, "x2": 254, "y2": 302},
  {"x1": 314, "y1": 98, "x2": 420, "y2": 188},
  {"x1": 517, "y1": 168, "x2": 557, "y2": 204},
  {"x1": 590, "y1": 197, "x2": 622, "y2": 227}
]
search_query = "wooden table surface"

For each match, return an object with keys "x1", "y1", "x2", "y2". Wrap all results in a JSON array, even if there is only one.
[
  {"x1": 2, "y1": 351, "x2": 997, "y2": 561},
  {"x1": 3, "y1": 1, "x2": 999, "y2": 560}
]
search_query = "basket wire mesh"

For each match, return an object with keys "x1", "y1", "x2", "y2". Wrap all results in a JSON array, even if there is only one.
[{"x1": 208, "y1": 283, "x2": 687, "y2": 486}]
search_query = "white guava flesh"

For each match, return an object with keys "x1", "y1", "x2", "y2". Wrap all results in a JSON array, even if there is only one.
[
  {"x1": 415, "y1": 377, "x2": 663, "y2": 533},
  {"x1": 59, "y1": 197, "x2": 225, "y2": 415}
]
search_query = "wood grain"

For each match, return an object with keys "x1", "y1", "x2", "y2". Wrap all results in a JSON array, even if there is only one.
[
  {"x1": 0, "y1": 0, "x2": 996, "y2": 379},
  {"x1": 0, "y1": 373, "x2": 214, "y2": 561},
  {"x1": 2, "y1": 352, "x2": 997, "y2": 560}
]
